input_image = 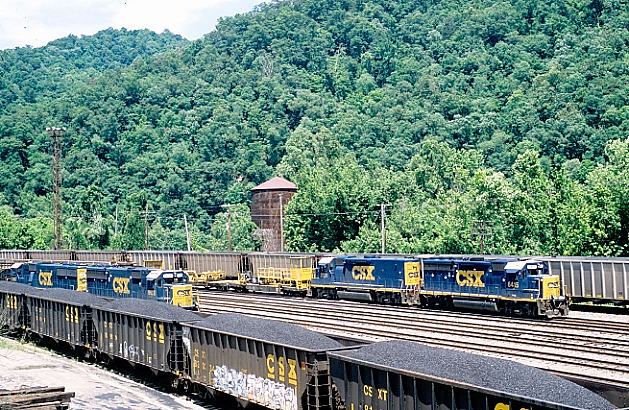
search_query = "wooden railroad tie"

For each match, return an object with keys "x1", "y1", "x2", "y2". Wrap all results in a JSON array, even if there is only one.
[{"x1": 0, "y1": 386, "x2": 74, "y2": 409}]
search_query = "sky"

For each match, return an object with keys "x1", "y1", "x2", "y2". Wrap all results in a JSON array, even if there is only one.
[{"x1": 0, "y1": 0, "x2": 262, "y2": 50}]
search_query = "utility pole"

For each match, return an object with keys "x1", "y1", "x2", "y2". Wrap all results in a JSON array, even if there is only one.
[
  {"x1": 221, "y1": 204, "x2": 233, "y2": 251},
  {"x1": 183, "y1": 215, "x2": 191, "y2": 251},
  {"x1": 114, "y1": 205, "x2": 119, "y2": 237},
  {"x1": 144, "y1": 203, "x2": 149, "y2": 250},
  {"x1": 46, "y1": 127, "x2": 65, "y2": 250},
  {"x1": 378, "y1": 203, "x2": 389, "y2": 254},
  {"x1": 473, "y1": 219, "x2": 490, "y2": 254},
  {"x1": 278, "y1": 194, "x2": 284, "y2": 252}
]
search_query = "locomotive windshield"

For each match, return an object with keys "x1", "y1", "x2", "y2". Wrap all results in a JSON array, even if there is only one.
[
  {"x1": 162, "y1": 271, "x2": 188, "y2": 284},
  {"x1": 504, "y1": 260, "x2": 547, "y2": 275},
  {"x1": 146, "y1": 269, "x2": 188, "y2": 286}
]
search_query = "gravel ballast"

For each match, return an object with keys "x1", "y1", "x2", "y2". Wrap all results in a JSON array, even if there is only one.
[
  {"x1": 335, "y1": 340, "x2": 614, "y2": 410},
  {"x1": 105, "y1": 298, "x2": 201, "y2": 322},
  {"x1": 195, "y1": 313, "x2": 343, "y2": 350}
]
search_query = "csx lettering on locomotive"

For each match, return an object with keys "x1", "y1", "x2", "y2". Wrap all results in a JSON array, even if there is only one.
[
  {"x1": 38, "y1": 271, "x2": 53, "y2": 286},
  {"x1": 113, "y1": 277, "x2": 131, "y2": 294},
  {"x1": 456, "y1": 270, "x2": 485, "y2": 287},
  {"x1": 352, "y1": 266, "x2": 375, "y2": 281}
]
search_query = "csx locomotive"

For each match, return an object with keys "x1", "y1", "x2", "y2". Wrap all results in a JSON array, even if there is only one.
[
  {"x1": 310, "y1": 256, "x2": 568, "y2": 318},
  {"x1": 1, "y1": 261, "x2": 197, "y2": 309}
]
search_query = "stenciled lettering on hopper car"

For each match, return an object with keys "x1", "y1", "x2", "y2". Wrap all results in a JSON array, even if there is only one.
[
  {"x1": 362, "y1": 385, "x2": 388, "y2": 400},
  {"x1": 494, "y1": 403, "x2": 529, "y2": 410},
  {"x1": 266, "y1": 353, "x2": 298, "y2": 386},
  {"x1": 65, "y1": 306, "x2": 79, "y2": 323},
  {"x1": 145, "y1": 321, "x2": 165, "y2": 344}
]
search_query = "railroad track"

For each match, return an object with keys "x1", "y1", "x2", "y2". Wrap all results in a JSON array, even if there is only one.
[{"x1": 196, "y1": 290, "x2": 629, "y2": 396}]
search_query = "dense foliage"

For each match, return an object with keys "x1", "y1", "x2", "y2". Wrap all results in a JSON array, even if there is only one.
[{"x1": 0, "y1": 0, "x2": 627, "y2": 255}]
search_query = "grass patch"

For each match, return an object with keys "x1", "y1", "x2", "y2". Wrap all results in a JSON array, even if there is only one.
[{"x1": 0, "y1": 336, "x2": 32, "y2": 352}]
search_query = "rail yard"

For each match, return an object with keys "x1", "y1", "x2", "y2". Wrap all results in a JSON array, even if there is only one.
[
  {"x1": 1, "y1": 250, "x2": 628, "y2": 409},
  {"x1": 2, "y1": 0, "x2": 628, "y2": 409},
  {"x1": 195, "y1": 290, "x2": 629, "y2": 405}
]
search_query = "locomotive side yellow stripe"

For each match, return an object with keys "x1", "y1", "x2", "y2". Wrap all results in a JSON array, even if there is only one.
[
  {"x1": 312, "y1": 285, "x2": 547, "y2": 302},
  {"x1": 312, "y1": 284, "x2": 403, "y2": 293}
]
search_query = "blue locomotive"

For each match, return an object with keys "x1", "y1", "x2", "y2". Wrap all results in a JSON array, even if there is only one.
[
  {"x1": 1, "y1": 262, "x2": 197, "y2": 309},
  {"x1": 311, "y1": 256, "x2": 568, "y2": 318}
]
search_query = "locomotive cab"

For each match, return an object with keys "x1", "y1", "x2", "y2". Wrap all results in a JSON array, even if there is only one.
[
  {"x1": 315, "y1": 257, "x2": 339, "y2": 280},
  {"x1": 146, "y1": 269, "x2": 197, "y2": 310},
  {"x1": 504, "y1": 260, "x2": 568, "y2": 317},
  {"x1": 0, "y1": 263, "x2": 22, "y2": 281}
]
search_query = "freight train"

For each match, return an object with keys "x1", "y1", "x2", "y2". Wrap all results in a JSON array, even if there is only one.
[
  {"x1": 0, "y1": 261, "x2": 197, "y2": 310},
  {"x1": 310, "y1": 256, "x2": 569, "y2": 318},
  {"x1": 0, "y1": 282, "x2": 615, "y2": 410},
  {"x1": 0, "y1": 255, "x2": 567, "y2": 317},
  {"x1": 201, "y1": 255, "x2": 568, "y2": 318},
  {"x1": 1, "y1": 249, "x2": 624, "y2": 305}
]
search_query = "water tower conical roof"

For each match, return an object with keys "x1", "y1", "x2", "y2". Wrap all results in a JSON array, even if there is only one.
[{"x1": 251, "y1": 176, "x2": 297, "y2": 191}]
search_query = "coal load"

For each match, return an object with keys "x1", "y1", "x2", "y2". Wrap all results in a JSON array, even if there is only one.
[
  {"x1": 40, "y1": 288, "x2": 110, "y2": 307},
  {"x1": 339, "y1": 340, "x2": 614, "y2": 410},
  {"x1": 0, "y1": 281, "x2": 37, "y2": 294},
  {"x1": 196, "y1": 313, "x2": 342, "y2": 350},
  {"x1": 0, "y1": 281, "x2": 53, "y2": 297},
  {"x1": 105, "y1": 298, "x2": 201, "y2": 322}
]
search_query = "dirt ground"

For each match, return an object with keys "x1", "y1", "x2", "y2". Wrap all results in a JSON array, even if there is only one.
[{"x1": 0, "y1": 336, "x2": 211, "y2": 409}]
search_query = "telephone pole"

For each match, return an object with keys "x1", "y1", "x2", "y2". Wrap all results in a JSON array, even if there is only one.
[
  {"x1": 183, "y1": 215, "x2": 191, "y2": 251},
  {"x1": 221, "y1": 204, "x2": 233, "y2": 251},
  {"x1": 47, "y1": 127, "x2": 65, "y2": 250},
  {"x1": 144, "y1": 203, "x2": 149, "y2": 250},
  {"x1": 378, "y1": 203, "x2": 389, "y2": 254},
  {"x1": 473, "y1": 219, "x2": 490, "y2": 254}
]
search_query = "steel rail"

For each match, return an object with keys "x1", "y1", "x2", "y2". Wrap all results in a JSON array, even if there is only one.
[
  {"x1": 198, "y1": 296, "x2": 629, "y2": 371},
  {"x1": 196, "y1": 290, "x2": 629, "y2": 347}
]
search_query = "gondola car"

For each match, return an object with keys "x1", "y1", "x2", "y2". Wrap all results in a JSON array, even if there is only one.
[
  {"x1": 311, "y1": 255, "x2": 568, "y2": 318},
  {"x1": 1, "y1": 262, "x2": 197, "y2": 309}
]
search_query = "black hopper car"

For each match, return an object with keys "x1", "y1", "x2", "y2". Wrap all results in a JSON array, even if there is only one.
[{"x1": 0, "y1": 281, "x2": 617, "y2": 410}]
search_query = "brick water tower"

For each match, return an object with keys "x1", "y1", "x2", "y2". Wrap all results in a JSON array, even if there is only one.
[{"x1": 250, "y1": 176, "x2": 298, "y2": 252}]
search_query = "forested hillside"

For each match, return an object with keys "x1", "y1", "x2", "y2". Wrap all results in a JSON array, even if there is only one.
[{"x1": 0, "y1": 0, "x2": 627, "y2": 255}]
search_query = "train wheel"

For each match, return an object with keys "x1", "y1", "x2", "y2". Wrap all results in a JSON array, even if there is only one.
[
  {"x1": 499, "y1": 301, "x2": 511, "y2": 316},
  {"x1": 419, "y1": 296, "x2": 429, "y2": 308},
  {"x1": 442, "y1": 296, "x2": 454, "y2": 309}
]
